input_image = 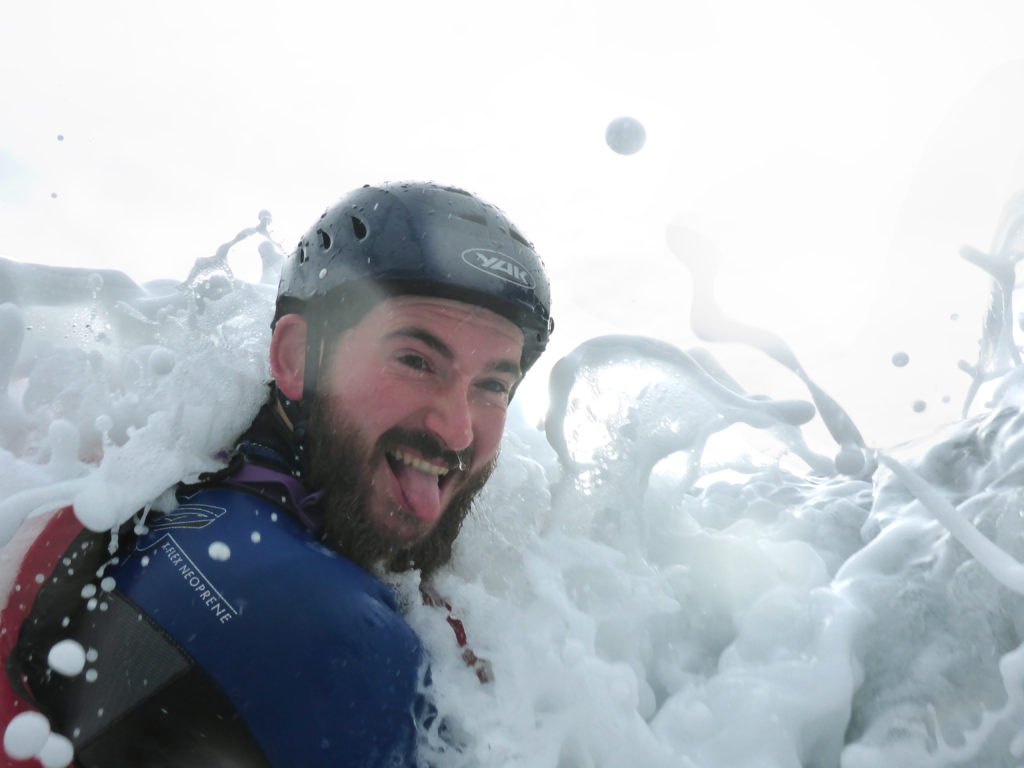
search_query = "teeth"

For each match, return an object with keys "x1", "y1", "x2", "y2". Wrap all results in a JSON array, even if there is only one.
[{"x1": 389, "y1": 450, "x2": 449, "y2": 477}]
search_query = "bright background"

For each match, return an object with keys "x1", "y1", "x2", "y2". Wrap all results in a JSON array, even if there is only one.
[{"x1": 3, "y1": 0, "x2": 1024, "y2": 451}]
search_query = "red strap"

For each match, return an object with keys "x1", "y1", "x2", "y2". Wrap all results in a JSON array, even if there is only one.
[
  {"x1": 421, "y1": 591, "x2": 492, "y2": 684},
  {"x1": 0, "y1": 507, "x2": 85, "y2": 766}
]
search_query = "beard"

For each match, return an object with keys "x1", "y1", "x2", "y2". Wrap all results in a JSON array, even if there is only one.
[{"x1": 305, "y1": 391, "x2": 496, "y2": 577}]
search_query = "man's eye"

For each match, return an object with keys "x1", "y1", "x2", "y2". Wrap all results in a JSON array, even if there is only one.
[
  {"x1": 478, "y1": 379, "x2": 511, "y2": 396},
  {"x1": 398, "y1": 354, "x2": 431, "y2": 372}
]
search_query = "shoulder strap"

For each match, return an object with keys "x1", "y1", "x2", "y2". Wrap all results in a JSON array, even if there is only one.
[{"x1": 225, "y1": 461, "x2": 324, "y2": 536}]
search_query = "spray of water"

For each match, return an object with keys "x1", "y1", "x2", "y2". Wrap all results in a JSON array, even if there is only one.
[{"x1": 4, "y1": 199, "x2": 1024, "y2": 766}]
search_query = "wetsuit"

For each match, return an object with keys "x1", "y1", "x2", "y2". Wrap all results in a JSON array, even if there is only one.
[{"x1": 3, "y1": 406, "x2": 425, "y2": 767}]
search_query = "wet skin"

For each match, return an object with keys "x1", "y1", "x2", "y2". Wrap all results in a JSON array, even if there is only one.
[{"x1": 316, "y1": 297, "x2": 524, "y2": 546}]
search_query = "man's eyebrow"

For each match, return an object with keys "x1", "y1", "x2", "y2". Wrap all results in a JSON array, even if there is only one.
[
  {"x1": 386, "y1": 327, "x2": 522, "y2": 379},
  {"x1": 488, "y1": 359, "x2": 522, "y2": 380},
  {"x1": 387, "y1": 328, "x2": 453, "y2": 360}
]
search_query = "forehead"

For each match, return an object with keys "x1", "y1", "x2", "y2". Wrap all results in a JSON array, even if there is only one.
[{"x1": 351, "y1": 296, "x2": 524, "y2": 349}]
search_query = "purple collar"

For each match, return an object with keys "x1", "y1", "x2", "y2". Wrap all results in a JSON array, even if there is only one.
[{"x1": 227, "y1": 462, "x2": 325, "y2": 536}]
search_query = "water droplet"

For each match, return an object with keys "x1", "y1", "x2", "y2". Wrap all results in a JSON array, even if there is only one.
[
  {"x1": 3, "y1": 711, "x2": 50, "y2": 760},
  {"x1": 208, "y1": 542, "x2": 231, "y2": 561},
  {"x1": 891, "y1": 352, "x2": 909, "y2": 367},
  {"x1": 47, "y1": 639, "x2": 86, "y2": 676},
  {"x1": 37, "y1": 731, "x2": 73, "y2": 767},
  {"x1": 605, "y1": 116, "x2": 647, "y2": 155}
]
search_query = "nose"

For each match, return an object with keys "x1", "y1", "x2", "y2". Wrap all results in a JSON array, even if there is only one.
[{"x1": 424, "y1": 384, "x2": 474, "y2": 453}]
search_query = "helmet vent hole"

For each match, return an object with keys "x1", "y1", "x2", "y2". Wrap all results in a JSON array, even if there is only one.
[
  {"x1": 456, "y1": 211, "x2": 487, "y2": 227},
  {"x1": 298, "y1": 246, "x2": 308, "y2": 264},
  {"x1": 508, "y1": 226, "x2": 531, "y2": 247},
  {"x1": 351, "y1": 216, "x2": 368, "y2": 240},
  {"x1": 317, "y1": 229, "x2": 331, "y2": 249}
]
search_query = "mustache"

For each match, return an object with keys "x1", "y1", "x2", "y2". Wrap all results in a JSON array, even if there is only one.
[{"x1": 377, "y1": 428, "x2": 474, "y2": 472}]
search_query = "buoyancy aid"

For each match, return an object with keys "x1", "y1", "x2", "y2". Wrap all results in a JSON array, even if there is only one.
[
  {"x1": 2, "y1": 403, "x2": 489, "y2": 767},
  {"x1": 3, "y1": 430, "x2": 426, "y2": 768}
]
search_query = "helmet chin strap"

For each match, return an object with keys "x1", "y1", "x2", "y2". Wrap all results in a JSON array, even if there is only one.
[{"x1": 291, "y1": 302, "x2": 327, "y2": 474}]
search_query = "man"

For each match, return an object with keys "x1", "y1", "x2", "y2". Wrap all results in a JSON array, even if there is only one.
[{"x1": 2, "y1": 182, "x2": 553, "y2": 766}]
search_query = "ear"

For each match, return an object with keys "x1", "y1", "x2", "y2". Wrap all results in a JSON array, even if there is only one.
[{"x1": 269, "y1": 314, "x2": 307, "y2": 401}]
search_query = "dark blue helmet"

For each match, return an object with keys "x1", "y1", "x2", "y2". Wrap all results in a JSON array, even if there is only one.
[{"x1": 277, "y1": 181, "x2": 553, "y2": 376}]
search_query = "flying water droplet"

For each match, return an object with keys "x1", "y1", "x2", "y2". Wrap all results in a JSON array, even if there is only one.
[
  {"x1": 47, "y1": 639, "x2": 86, "y2": 676},
  {"x1": 3, "y1": 711, "x2": 50, "y2": 760},
  {"x1": 605, "y1": 116, "x2": 647, "y2": 155}
]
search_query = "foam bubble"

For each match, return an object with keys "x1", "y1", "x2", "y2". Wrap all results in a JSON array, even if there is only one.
[
  {"x1": 147, "y1": 347, "x2": 175, "y2": 377},
  {"x1": 835, "y1": 445, "x2": 866, "y2": 475}
]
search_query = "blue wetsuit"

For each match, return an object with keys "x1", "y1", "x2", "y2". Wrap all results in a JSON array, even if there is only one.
[
  {"x1": 118, "y1": 484, "x2": 423, "y2": 766},
  {"x1": 7, "y1": 428, "x2": 425, "y2": 767}
]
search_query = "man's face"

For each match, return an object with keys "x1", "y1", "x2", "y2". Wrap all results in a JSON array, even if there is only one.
[{"x1": 306, "y1": 296, "x2": 524, "y2": 573}]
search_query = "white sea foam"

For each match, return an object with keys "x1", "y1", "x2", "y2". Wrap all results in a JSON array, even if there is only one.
[{"x1": 4, "y1": 199, "x2": 1024, "y2": 766}]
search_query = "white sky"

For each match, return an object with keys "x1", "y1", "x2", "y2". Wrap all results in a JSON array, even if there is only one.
[{"x1": 3, "y1": 0, "x2": 1024, "y2": 451}]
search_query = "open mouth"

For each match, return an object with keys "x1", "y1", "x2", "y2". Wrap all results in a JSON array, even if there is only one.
[
  {"x1": 386, "y1": 448, "x2": 460, "y2": 490},
  {"x1": 382, "y1": 447, "x2": 463, "y2": 525}
]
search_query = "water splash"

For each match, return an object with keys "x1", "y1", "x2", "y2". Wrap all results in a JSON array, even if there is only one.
[
  {"x1": 959, "y1": 190, "x2": 1024, "y2": 416},
  {"x1": 546, "y1": 334, "x2": 821, "y2": 489},
  {"x1": 5, "y1": 197, "x2": 1024, "y2": 766},
  {"x1": 0, "y1": 213, "x2": 280, "y2": 545},
  {"x1": 666, "y1": 224, "x2": 871, "y2": 477}
]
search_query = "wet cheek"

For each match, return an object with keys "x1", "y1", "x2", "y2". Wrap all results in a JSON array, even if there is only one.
[
  {"x1": 474, "y1": 416, "x2": 507, "y2": 460},
  {"x1": 341, "y1": 379, "x2": 409, "y2": 420}
]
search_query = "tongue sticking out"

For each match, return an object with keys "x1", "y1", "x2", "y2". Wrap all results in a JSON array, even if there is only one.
[{"x1": 392, "y1": 461, "x2": 444, "y2": 524}]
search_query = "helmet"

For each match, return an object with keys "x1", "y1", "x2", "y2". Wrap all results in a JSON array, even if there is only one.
[{"x1": 277, "y1": 181, "x2": 553, "y2": 377}]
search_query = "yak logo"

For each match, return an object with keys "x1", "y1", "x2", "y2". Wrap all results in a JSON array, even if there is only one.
[{"x1": 461, "y1": 248, "x2": 535, "y2": 289}]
